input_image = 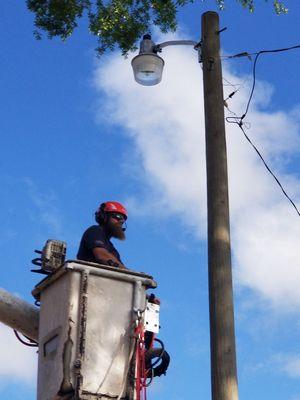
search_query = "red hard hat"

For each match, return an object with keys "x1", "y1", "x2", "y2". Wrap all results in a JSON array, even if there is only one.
[{"x1": 103, "y1": 201, "x2": 128, "y2": 219}]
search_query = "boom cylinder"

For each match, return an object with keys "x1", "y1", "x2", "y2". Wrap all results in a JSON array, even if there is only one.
[{"x1": 0, "y1": 287, "x2": 39, "y2": 341}]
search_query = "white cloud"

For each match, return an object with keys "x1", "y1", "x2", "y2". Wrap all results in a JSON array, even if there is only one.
[
  {"x1": 0, "y1": 324, "x2": 37, "y2": 383},
  {"x1": 273, "y1": 353, "x2": 300, "y2": 379},
  {"x1": 283, "y1": 356, "x2": 300, "y2": 378},
  {"x1": 93, "y1": 33, "x2": 300, "y2": 310}
]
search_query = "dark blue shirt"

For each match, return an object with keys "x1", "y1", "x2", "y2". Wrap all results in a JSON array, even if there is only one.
[{"x1": 77, "y1": 225, "x2": 122, "y2": 264}]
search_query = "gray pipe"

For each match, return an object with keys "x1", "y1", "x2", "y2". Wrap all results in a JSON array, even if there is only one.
[{"x1": 0, "y1": 287, "x2": 39, "y2": 341}]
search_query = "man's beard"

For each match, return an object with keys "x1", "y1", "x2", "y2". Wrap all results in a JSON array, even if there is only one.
[{"x1": 106, "y1": 220, "x2": 126, "y2": 240}]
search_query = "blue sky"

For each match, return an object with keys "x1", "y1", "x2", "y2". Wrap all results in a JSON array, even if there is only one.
[{"x1": 1, "y1": 1, "x2": 300, "y2": 399}]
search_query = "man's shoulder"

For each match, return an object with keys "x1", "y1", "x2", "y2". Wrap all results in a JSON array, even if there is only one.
[
  {"x1": 82, "y1": 225, "x2": 109, "y2": 248},
  {"x1": 84, "y1": 224, "x2": 108, "y2": 238},
  {"x1": 84, "y1": 225, "x2": 104, "y2": 234}
]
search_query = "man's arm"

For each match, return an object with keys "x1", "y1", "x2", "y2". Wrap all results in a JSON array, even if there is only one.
[{"x1": 92, "y1": 247, "x2": 125, "y2": 269}]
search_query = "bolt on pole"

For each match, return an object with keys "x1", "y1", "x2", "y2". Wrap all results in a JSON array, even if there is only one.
[{"x1": 201, "y1": 11, "x2": 239, "y2": 400}]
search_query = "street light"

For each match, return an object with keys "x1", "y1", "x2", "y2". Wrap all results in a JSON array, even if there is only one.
[
  {"x1": 131, "y1": 12, "x2": 239, "y2": 400},
  {"x1": 131, "y1": 34, "x2": 165, "y2": 85},
  {"x1": 131, "y1": 34, "x2": 198, "y2": 86}
]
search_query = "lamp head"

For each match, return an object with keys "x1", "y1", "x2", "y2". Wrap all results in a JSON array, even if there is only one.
[{"x1": 131, "y1": 34, "x2": 164, "y2": 86}]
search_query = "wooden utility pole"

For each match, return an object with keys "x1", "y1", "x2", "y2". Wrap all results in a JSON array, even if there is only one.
[{"x1": 201, "y1": 11, "x2": 239, "y2": 400}]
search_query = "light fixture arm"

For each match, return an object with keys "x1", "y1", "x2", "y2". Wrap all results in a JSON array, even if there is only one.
[{"x1": 154, "y1": 40, "x2": 199, "y2": 53}]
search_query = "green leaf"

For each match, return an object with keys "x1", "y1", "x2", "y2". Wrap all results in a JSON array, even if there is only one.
[{"x1": 26, "y1": 0, "x2": 288, "y2": 55}]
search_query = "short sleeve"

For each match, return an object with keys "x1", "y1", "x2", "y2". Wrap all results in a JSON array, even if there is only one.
[{"x1": 83, "y1": 226, "x2": 107, "y2": 250}]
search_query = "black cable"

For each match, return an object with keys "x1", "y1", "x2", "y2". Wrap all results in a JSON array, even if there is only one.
[
  {"x1": 240, "y1": 51, "x2": 259, "y2": 122},
  {"x1": 226, "y1": 44, "x2": 300, "y2": 123},
  {"x1": 145, "y1": 372, "x2": 154, "y2": 387},
  {"x1": 238, "y1": 124, "x2": 300, "y2": 217},
  {"x1": 222, "y1": 44, "x2": 300, "y2": 60},
  {"x1": 224, "y1": 44, "x2": 300, "y2": 217},
  {"x1": 13, "y1": 330, "x2": 38, "y2": 347},
  {"x1": 149, "y1": 338, "x2": 165, "y2": 369},
  {"x1": 227, "y1": 51, "x2": 275, "y2": 125}
]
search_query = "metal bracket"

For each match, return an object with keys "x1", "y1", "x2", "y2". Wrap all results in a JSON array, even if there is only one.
[
  {"x1": 216, "y1": 27, "x2": 227, "y2": 35},
  {"x1": 194, "y1": 41, "x2": 202, "y2": 63}
]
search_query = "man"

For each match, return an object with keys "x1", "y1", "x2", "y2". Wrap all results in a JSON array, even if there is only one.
[{"x1": 77, "y1": 201, "x2": 127, "y2": 268}]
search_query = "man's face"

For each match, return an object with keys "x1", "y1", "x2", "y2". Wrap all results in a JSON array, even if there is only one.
[{"x1": 105, "y1": 213, "x2": 126, "y2": 240}]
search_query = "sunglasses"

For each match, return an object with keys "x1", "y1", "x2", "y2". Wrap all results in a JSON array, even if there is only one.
[{"x1": 110, "y1": 213, "x2": 126, "y2": 222}]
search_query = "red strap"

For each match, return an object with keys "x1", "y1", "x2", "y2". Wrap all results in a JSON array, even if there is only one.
[{"x1": 135, "y1": 323, "x2": 147, "y2": 400}]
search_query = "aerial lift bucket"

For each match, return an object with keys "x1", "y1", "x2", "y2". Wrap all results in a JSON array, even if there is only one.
[{"x1": 32, "y1": 261, "x2": 156, "y2": 400}]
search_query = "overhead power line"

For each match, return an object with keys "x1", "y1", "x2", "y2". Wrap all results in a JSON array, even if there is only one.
[{"x1": 223, "y1": 44, "x2": 300, "y2": 217}]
